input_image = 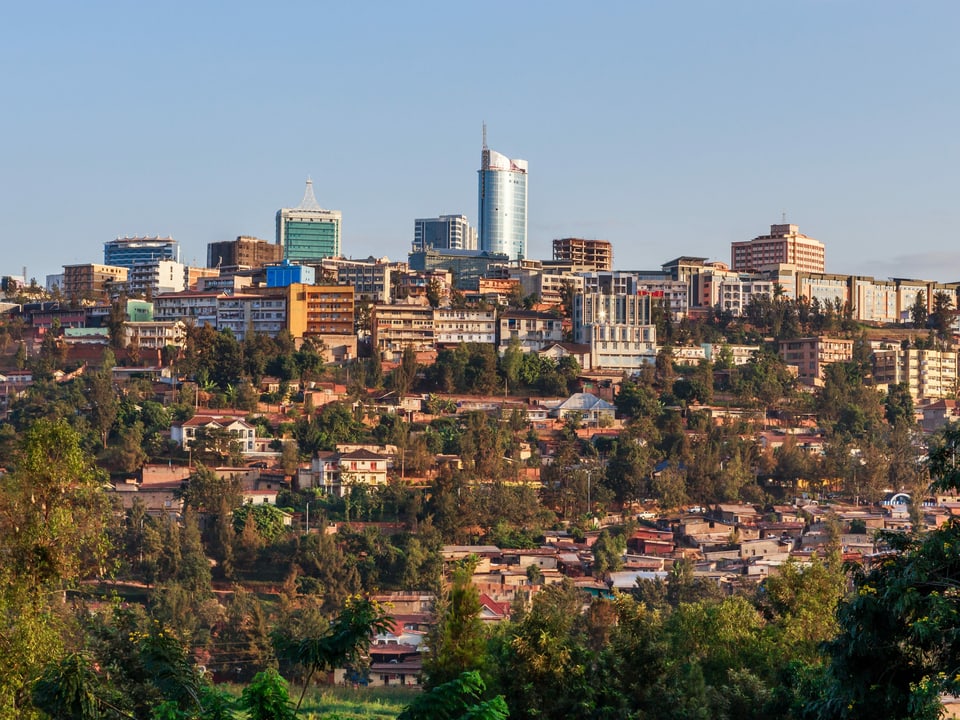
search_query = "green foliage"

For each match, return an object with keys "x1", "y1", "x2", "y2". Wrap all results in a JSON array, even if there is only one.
[
  {"x1": 423, "y1": 568, "x2": 487, "y2": 689},
  {"x1": 232, "y1": 503, "x2": 288, "y2": 543},
  {"x1": 241, "y1": 668, "x2": 296, "y2": 720},
  {"x1": 398, "y1": 671, "x2": 508, "y2": 720}
]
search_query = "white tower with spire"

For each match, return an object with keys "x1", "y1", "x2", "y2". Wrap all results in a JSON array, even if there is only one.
[{"x1": 276, "y1": 178, "x2": 342, "y2": 261}]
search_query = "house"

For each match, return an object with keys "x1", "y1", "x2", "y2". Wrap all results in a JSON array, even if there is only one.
[
  {"x1": 547, "y1": 392, "x2": 616, "y2": 425},
  {"x1": 170, "y1": 414, "x2": 257, "y2": 454},
  {"x1": 538, "y1": 342, "x2": 593, "y2": 371},
  {"x1": 297, "y1": 448, "x2": 390, "y2": 496}
]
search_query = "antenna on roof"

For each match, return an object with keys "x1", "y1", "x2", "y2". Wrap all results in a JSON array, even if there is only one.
[
  {"x1": 482, "y1": 122, "x2": 487, "y2": 151},
  {"x1": 781, "y1": 211, "x2": 787, "y2": 223}
]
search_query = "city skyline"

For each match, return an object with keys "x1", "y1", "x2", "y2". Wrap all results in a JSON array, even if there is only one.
[{"x1": 2, "y1": 2, "x2": 959, "y2": 283}]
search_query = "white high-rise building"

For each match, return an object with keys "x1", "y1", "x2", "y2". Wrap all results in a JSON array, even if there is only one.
[
  {"x1": 478, "y1": 129, "x2": 527, "y2": 260},
  {"x1": 413, "y1": 215, "x2": 477, "y2": 252}
]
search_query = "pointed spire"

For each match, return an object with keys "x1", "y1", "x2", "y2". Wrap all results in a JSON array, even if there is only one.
[{"x1": 297, "y1": 177, "x2": 323, "y2": 211}]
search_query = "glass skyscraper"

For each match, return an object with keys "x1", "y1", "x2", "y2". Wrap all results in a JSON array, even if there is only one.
[
  {"x1": 478, "y1": 145, "x2": 528, "y2": 260},
  {"x1": 276, "y1": 179, "x2": 342, "y2": 261}
]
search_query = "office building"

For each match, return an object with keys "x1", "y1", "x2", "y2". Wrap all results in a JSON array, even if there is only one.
[
  {"x1": 552, "y1": 238, "x2": 612, "y2": 272},
  {"x1": 276, "y1": 179, "x2": 342, "y2": 261},
  {"x1": 478, "y1": 135, "x2": 528, "y2": 260},
  {"x1": 413, "y1": 215, "x2": 477, "y2": 252},
  {"x1": 320, "y1": 256, "x2": 397, "y2": 304},
  {"x1": 286, "y1": 283, "x2": 356, "y2": 361},
  {"x1": 408, "y1": 248, "x2": 509, "y2": 290},
  {"x1": 573, "y1": 293, "x2": 657, "y2": 371},
  {"x1": 207, "y1": 236, "x2": 283, "y2": 269},
  {"x1": 731, "y1": 224, "x2": 825, "y2": 273},
  {"x1": 873, "y1": 347, "x2": 959, "y2": 403},
  {"x1": 62, "y1": 263, "x2": 128, "y2": 301},
  {"x1": 105, "y1": 236, "x2": 179, "y2": 269}
]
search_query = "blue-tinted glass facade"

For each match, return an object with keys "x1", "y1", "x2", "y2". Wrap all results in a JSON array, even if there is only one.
[
  {"x1": 478, "y1": 148, "x2": 527, "y2": 260},
  {"x1": 104, "y1": 237, "x2": 179, "y2": 269}
]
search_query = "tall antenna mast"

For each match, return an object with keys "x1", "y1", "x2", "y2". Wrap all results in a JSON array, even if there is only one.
[{"x1": 482, "y1": 122, "x2": 487, "y2": 150}]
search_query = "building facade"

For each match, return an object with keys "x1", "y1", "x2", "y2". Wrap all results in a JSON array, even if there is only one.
[
  {"x1": 276, "y1": 179, "x2": 342, "y2": 261},
  {"x1": 371, "y1": 302, "x2": 435, "y2": 359},
  {"x1": 408, "y1": 248, "x2": 509, "y2": 290},
  {"x1": 779, "y1": 336, "x2": 854, "y2": 383},
  {"x1": 414, "y1": 215, "x2": 477, "y2": 252},
  {"x1": 104, "y1": 236, "x2": 179, "y2": 269},
  {"x1": 731, "y1": 224, "x2": 825, "y2": 273},
  {"x1": 207, "y1": 236, "x2": 284, "y2": 269},
  {"x1": 552, "y1": 238, "x2": 613, "y2": 271},
  {"x1": 62, "y1": 263, "x2": 128, "y2": 301},
  {"x1": 873, "y1": 347, "x2": 958, "y2": 403},
  {"x1": 497, "y1": 310, "x2": 565, "y2": 354},
  {"x1": 478, "y1": 142, "x2": 528, "y2": 260},
  {"x1": 573, "y1": 292, "x2": 657, "y2": 371},
  {"x1": 125, "y1": 259, "x2": 186, "y2": 297},
  {"x1": 434, "y1": 308, "x2": 497, "y2": 346}
]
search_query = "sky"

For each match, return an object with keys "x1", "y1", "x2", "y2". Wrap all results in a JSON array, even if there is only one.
[{"x1": 2, "y1": 1, "x2": 959, "y2": 284}]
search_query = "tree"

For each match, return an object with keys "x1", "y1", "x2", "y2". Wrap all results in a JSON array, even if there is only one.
[
  {"x1": 398, "y1": 671, "x2": 508, "y2": 720},
  {"x1": 930, "y1": 290, "x2": 957, "y2": 342},
  {"x1": 241, "y1": 669, "x2": 295, "y2": 720},
  {"x1": 423, "y1": 566, "x2": 486, "y2": 689},
  {"x1": 911, "y1": 290, "x2": 928, "y2": 328},
  {"x1": 807, "y1": 423, "x2": 960, "y2": 719},
  {"x1": 392, "y1": 345, "x2": 419, "y2": 401},
  {"x1": 273, "y1": 597, "x2": 392, "y2": 711}
]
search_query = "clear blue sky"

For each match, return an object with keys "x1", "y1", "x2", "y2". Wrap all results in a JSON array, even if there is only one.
[{"x1": 2, "y1": 1, "x2": 958, "y2": 283}]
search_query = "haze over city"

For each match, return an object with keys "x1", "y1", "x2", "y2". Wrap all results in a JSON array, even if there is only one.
[{"x1": 2, "y1": 1, "x2": 958, "y2": 281}]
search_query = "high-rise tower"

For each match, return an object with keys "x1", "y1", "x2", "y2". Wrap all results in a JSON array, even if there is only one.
[
  {"x1": 477, "y1": 128, "x2": 527, "y2": 260},
  {"x1": 276, "y1": 179, "x2": 342, "y2": 261}
]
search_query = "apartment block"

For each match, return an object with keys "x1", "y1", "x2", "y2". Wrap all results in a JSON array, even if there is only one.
[
  {"x1": 122, "y1": 320, "x2": 188, "y2": 350},
  {"x1": 873, "y1": 347, "x2": 958, "y2": 403},
  {"x1": 62, "y1": 264, "x2": 128, "y2": 301},
  {"x1": 216, "y1": 292, "x2": 287, "y2": 341},
  {"x1": 779, "y1": 336, "x2": 854, "y2": 383},
  {"x1": 434, "y1": 308, "x2": 497, "y2": 346},
  {"x1": 497, "y1": 310, "x2": 565, "y2": 353},
  {"x1": 371, "y1": 302, "x2": 435, "y2": 359},
  {"x1": 154, "y1": 291, "x2": 219, "y2": 326}
]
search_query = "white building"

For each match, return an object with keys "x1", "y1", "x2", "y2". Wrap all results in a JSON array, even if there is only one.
[
  {"x1": 434, "y1": 307, "x2": 496, "y2": 345},
  {"x1": 573, "y1": 293, "x2": 657, "y2": 371}
]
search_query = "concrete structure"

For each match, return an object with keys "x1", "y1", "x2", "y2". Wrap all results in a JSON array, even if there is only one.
[
  {"x1": 779, "y1": 336, "x2": 854, "y2": 383},
  {"x1": 154, "y1": 291, "x2": 219, "y2": 327},
  {"x1": 874, "y1": 346, "x2": 959, "y2": 402},
  {"x1": 408, "y1": 248, "x2": 509, "y2": 290},
  {"x1": 414, "y1": 214, "x2": 477, "y2": 252},
  {"x1": 552, "y1": 238, "x2": 613, "y2": 271},
  {"x1": 207, "y1": 235, "x2": 283, "y2": 269},
  {"x1": 497, "y1": 310, "x2": 565, "y2": 353},
  {"x1": 301, "y1": 448, "x2": 390, "y2": 496},
  {"x1": 286, "y1": 283, "x2": 356, "y2": 361},
  {"x1": 125, "y1": 259, "x2": 186, "y2": 297},
  {"x1": 731, "y1": 224, "x2": 825, "y2": 273},
  {"x1": 122, "y1": 320, "x2": 187, "y2": 350},
  {"x1": 478, "y1": 136, "x2": 528, "y2": 260},
  {"x1": 371, "y1": 302, "x2": 435, "y2": 359},
  {"x1": 573, "y1": 293, "x2": 657, "y2": 371},
  {"x1": 276, "y1": 179, "x2": 342, "y2": 261},
  {"x1": 214, "y1": 290, "x2": 288, "y2": 341},
  {"x1": 320, "y1": 256, "x2": 396, "y2": 303},
  {"x1": 104, "y1": 236, "x2": 179, "y2": 269},
  {"x1": 62, "y1": 263, "x2": 128, "y2": 301},
  {"x1": 434, "y1": 307, "x2": 497, "y2": 346}
]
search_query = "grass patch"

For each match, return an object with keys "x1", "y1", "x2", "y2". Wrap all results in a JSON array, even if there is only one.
[{"x1": 220, "y1": 682, "x2": 416, "y2": 719}]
